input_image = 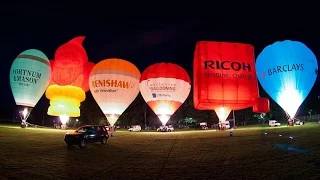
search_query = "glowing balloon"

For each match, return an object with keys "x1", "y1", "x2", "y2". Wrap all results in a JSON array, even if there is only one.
[
  {"x1": 253, "y1": 97, "x2": 270, "y2": 113},
  {"x1": 256, "y1": 40, "x2": 318, "y2": 119},
  {"x1": 45, "y1": 36, "x2": 94, "y2": 127},
  {"x1": 51, "y1": 36, "x2": 88, "y2": 86},
  {"x1": 193, "y1": 41, "x2": 259, "y2": 122},
  {"x1": 140, "y1": 63, "x2": 191, "y2": 125},
  {"x1": 89, "y1": 58, "x2": 141, "y2": 126},
  {"x1": 82, "y1": 62, "x2": 95, "y2": 92},
  {"x1": 10, "y1": 49, "x2": 51, "y2": 123},
  {"x1": 45, "y1": 85, "x2": 85, "y2": 117}
]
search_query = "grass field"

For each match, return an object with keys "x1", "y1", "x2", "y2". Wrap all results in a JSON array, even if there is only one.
[{"x1": 0, "y1": 123, "x2": 320, "y2": 180}]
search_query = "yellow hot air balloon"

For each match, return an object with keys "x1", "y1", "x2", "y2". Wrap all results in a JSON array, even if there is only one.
[
  {"x1": 45, "y1": 85, "x2": 86, "y2": 117},
  {"x1": 89, "y1": 58, "x2": 141, "y2": 128}
]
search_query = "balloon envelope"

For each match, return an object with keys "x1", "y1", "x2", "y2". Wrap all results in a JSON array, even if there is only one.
[
  {"x1": 256, "y1": 40, "x2": 318, "y2": 118},
  {"x1": 193, "y1": 41, "x2": 259, "y2": 122},
  {"x1": 51, "y1": 36, "x2": 88, "y2": 86},
  {"x1": 89, "y1": 58, "x2": 141, "y2": 126},
  {"x1": 10, "y1": 49, "x2": 51, "y2": 107},
  {"x1": 140, "y1": 63, "x2": 191, "y2": 125}
]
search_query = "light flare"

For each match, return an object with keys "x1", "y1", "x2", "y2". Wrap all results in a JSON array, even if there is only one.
[
  {"x1": 105, "y1": 114, "x2": 119, "y2": 127},
  {"x1": 215, "y1": 106, "x2": 231, "y2": 123},
  {"x1": 59, "y1": 115, "x2": 69, "y2": 125},
  {"x1": 22, "y1": 108, "x2": 28, "y2": 120},
  {"x1": 277, "y1": 84, "x2": 303, "y2": 119},
  {"x1": 158, "y1": 114, "x2": 171, "y2": 125}
]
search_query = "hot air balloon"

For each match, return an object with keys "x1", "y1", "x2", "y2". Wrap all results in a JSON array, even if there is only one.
[
  {"x1": 256, "y1": 40, "x2": 318, "y2": 124},
  {"x1": 193, "y1": 41, "x2": 259, "y2": 124},
  {"x1": 140, "y1": 63, "x2": 191, "y2": 126},
  {"x1": 45, "y1": 36, "x2": 94, "y2": 129},
  {"x1": 89, "y1": 58, "x2": 141, "y2": 130},
  {"x1": 10, "y1": 49, "x2": 51, "y2": 127}
]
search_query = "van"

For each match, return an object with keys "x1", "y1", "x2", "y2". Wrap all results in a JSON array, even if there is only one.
[
  {"x1": 128, "y1": 125, "x2": 142, "y2": 132},
  {"x1": 225, "y1": 121, "x2": 231, "y2": 129},
  {"x1": 269, "y1": 120, "x2": 281, "y2": 127}
]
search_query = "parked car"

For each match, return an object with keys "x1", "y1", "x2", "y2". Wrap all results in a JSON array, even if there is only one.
[
  {"x1": 64, "y1": 125, "x2": 109, "y2": 148},
  {"x1": 295, "y1": 120, "x2": 305, "y2": 125},
  {"x1": 157, "y1": 125, "x2": 174, "y2": 132},
  {"x1": 105, "y1": 126, "x2": 110, "y2": 131},
  {"x1": 269, "y1": 120, "x2": 281, "y2": 127},
  {"x1": 200, "y1": 122, "x2": 208, "y2": 130},
  {"x1": 128, "y1": 125, "x2": 142, "y2": 132},
  {"x1": 224, "y1": 121, "x2": 231, "y2": 129}
]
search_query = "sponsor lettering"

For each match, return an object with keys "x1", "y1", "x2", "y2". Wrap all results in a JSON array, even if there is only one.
[
  {"x1": 151, "y1": 93, "x2": 171, "y2": 98},
  {"x1": 204, "y1": 73, "x2": 253, "y2": 80},
  {"x1": 12, "y1": 69, "x2": 42, "y2": 86},
  {"x1": 267, "y1": 64, "x2": 304, "y2": 76},
  {"x1": 91, "y1": 79, "x2": 133, "y2": 93},
  {"x1": 92, "y1": 79, "x2": 133, "y2": 89},
  {"x1": 204, "y1": 60, "x2": 252, "y2": 72},
  {"x1": 203, "y1": 60, "x2": 254, "y2": 80},
  {"x1": 147, "y1": 81, "x2": 176, "y2": 92}
]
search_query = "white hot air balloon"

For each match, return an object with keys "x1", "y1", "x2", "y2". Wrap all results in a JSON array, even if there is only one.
[
  {"x1": 89, "y1": 58, "x2": 141, "y2": 130},
  {"x1": 10, "y1": 49, "x2": 51, "y2": 127}
]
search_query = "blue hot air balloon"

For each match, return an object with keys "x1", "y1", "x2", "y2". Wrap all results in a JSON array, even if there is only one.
[
  {"x1": 9, "y1": 49, "x2": 51, "y2": 127},
  {"x1": 256, "y1": 40, "x2": 318, "y2": 120}
]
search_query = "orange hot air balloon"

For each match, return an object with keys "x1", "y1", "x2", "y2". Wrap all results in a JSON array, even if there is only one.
[
  {"x1": 140, "y1": 63, "x2": 191, "y2": 125},
  {"x1": 89, "y1": 58, "x2": 141, "y2": 127},
  {"x1": 193, "y1": 41, "x2": 259, "y2": 122}
]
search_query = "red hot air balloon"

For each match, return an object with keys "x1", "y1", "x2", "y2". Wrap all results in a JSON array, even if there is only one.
[
  {"x1": 193, "y1": 41, "x2": 259, "y2": 122},
  {"x1": 140, "y1": 63, "x2": 191, "y2": 125},
  {"x1": 253, "y1": 97, "x2": 270, "y2": 113},
  {"x1": 45, "y1": 36, "x2": 95, "y2": 127},
  {"x1": 49, "y1": 36, "x2": 94, "y2": 92}
]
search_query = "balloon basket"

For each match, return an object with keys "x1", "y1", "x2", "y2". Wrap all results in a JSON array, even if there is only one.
[
  {"x1": 288, "y1": 122, "x2": 294, "y2": 126},
  {"x1": 288, "y1": 120, "x2": 294, "y2": 126},
  {"x1": 21, "y1": 120, "x2": 27, "y2": 128},
  {"x1": 61, "y1": 124, "x2": 67, "y2": 130}
]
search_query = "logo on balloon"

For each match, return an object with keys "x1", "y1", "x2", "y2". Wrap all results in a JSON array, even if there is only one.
[
  {"x1": 204, "y1": 60, "x2": 252, "y2": 72},
  {"x1": 91, "y1": 79, "x2": 133, "y2": 93},
  {"x1": 203, "y1": 60, "x2": 254, "y2": 80},
  {"x1": 12, "y1": 69, "x2": 42, "y2": 86},
  {"x1": 265, "y1": 64, "x2": 304, "y2": 76},
  {"x1": 146, "y1": 80, "x2": 176, "y2": 92}
]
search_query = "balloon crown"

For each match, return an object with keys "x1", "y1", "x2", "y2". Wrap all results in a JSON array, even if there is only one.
[{"x1": 54, "y1": 36, "x2": 88, "y2": 66}]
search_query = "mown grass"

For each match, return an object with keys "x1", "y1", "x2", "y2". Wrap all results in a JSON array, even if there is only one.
[{"x1": 0, "y1": 123, "x2": 320, "y2": 180}]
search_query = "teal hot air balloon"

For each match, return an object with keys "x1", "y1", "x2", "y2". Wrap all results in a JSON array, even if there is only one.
[
  {"x1": 256, "y1": 40, "x2": 318, "y2": 123},
  {"x1": 9, "y1": 49, "x2": 51, "y2": 127}
]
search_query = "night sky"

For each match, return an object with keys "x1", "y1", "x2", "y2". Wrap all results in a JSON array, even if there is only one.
[{"x1": 1, "y1": 3, "x2": 319, "y2": 115}]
